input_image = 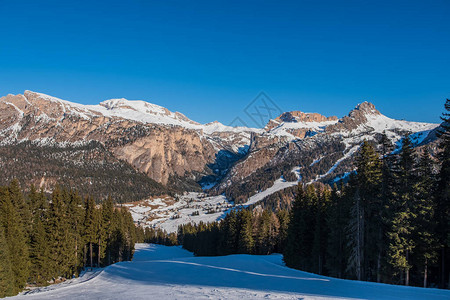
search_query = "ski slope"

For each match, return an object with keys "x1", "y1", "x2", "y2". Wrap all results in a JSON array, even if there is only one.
[{"x1": 13, "y1": 244, "x2": 450, "y2": 300}]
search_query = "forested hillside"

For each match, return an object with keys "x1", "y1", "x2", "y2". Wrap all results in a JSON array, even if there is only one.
[
  {"x1": 0, "y1": 181, "x2": 137, "y2": 298},
  {"x1": 0, "y1": 141, "x2": 172, "y2": 203}
]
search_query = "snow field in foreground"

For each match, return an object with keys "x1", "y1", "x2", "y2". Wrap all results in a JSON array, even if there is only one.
[{"x1": 13, "y1": 243, "x2": 450, "y2": 300}]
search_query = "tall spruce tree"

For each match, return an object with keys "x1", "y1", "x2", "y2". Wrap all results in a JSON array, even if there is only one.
[
  {"x1": 8, "y1": 180, "x2": 32, "y2": 241},
  {"x1": 275, "y1": 209, "x2": 289, "y2": 254},
  {"x1": 67, "y1": 190, "x2": 84, "y2": 275},
  {"x1": 346, "y1": 141, "x2": 382, "y2": 281},
  {"x1": 237, "y1": 209, "x2": 254, "y2": 254},
  {"x1": 0, "y1": 225, "x2": 14, "y2": 297},
  {"x1": 387, "y1": 136, "x2": 416, "y2": 285},
  {"x1": 102, "y1": 196, "x2": 114, "y2": 265},
  {"x1": 411, "y1": 148, "x2": 437, "y2": 287},
  {"x1": 47, "y1": 186, "x2": 72, "y2": 278},
  {"x1": 327, "y1": 184, "x2": 350, "y2": 278},
  {"x1": 95, "y1": 206, "x2": 106, "y2": 267},
  {"x1": 83, "y1": 196, "x2": 97, "y2": 268},
  {"x1": 436, "y1": 98, "x2": 450, "y2": 288},
  {"x1": 346, "y1": 175, "x2": 364, "y2": 281},
  {"x1": 311, "y1": 187, "x2": 330, "y2": 275},
  {"x1": 0, "y1": 187, "x2": 30, "y2": 293},
  {"x1": 255, "y1": 209, "x2": 279, "y2": 255},
  {"x1": 284, "y1": 185, "x2": 307, "y2": 269}
]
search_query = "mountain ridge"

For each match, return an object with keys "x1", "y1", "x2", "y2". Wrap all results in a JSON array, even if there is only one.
[{"x1": 0, "y1": 90, "x2": 440, "y2": 205}]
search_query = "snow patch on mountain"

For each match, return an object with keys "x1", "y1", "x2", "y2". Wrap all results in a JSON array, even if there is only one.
[
  {"x1": 362, "y1": 113, "x2": 437, "y2": 137},
  {"x1": 24, "y1": 91, "x2": 261, "y2": 137}
]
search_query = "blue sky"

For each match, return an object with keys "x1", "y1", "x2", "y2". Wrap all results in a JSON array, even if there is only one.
[{"x1": 0, "y1": 0, "x2": 449, "y2": 126}]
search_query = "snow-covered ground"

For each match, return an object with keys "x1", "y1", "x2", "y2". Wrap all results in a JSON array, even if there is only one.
[
  {"x1": 13, "y1": 244, "x2": 450, "y2": 300},
  {"x1": 125, "y1": 167, "x2": 301, "y2": 233},
  {"x1": 124, "y1": 193, "x2": 233, "y2": 233}
]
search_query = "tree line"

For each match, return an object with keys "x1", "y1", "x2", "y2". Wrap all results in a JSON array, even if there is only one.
[
  {"x1": 178, "y1": 209, "x2": 290, "y2": 256},
  {"x1": 177, "y1": 99, "x2": 450, "y2": 289},
  {"x1": 0, "y1": 182, "x2": 137, "y2": 297}
]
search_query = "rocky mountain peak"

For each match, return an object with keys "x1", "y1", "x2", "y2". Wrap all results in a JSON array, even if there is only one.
[
  {"x1": 325, "y1": 101, "x2": 384, "y2": 133},
  {"x1": 274, "y1": 111, "x2": 338, "y2": 124},
  {"x1": 351, "y1": 101, "x2": 380, "y2": 116},
  {"x1": 265, "y1": 111, "x2": 338, "y2": 131}
]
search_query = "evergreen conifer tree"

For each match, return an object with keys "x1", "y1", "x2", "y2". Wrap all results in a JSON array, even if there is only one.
[
  {"x1": 0, "y1": 187, "x2": 30, "y2": 293},
  {"x1": 83, "y1": 196, "x2": 97, "y2": 268},
  {"x1": 387, "y1": 136, "x2": 416, "y2": 285},
  {"x1": 0, "y1": 225, "x2": 14, "y2": 297},
  {"x1": 47, "y1": 186, "x2": 72, "y2": 278},
  {"x1": 411, "y1": 148, "x2": 437, "y2": 287},
  {"x1": 435, "y1": 98, "x2": 450, "y2": 288},
  {"x1": 102, "y1": 196, "x2": 114, "y2": 265},
  {"x1": 237, "y1": 209, "x2": 254, "y2": 254}
]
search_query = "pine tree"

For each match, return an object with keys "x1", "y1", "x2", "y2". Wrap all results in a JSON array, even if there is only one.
[
  {"x1": 237, "y1": 209, "x2": 254, "y2": 254},
  {"x1": 255, "y1": 209, "x2": 279, "y2": 255},
  {"x1": 9, "y1": 180, "x2": 32, "y2": 241},
  {"x1": 83, "y1": 196, "x2": 97, "y2": 268},
  {"x1": 312, "y1": 187, "x2": 330, "y2": 275},
  {"x1": 219, "y1": 210, "x2": 238, "y2": 255},
  {"x1": 0, "y1": 187, "x2": 30, "y2": 293},
  {"x1": 120, "y1": 208, "x2": 136, "y2": 261},
  {"x1": 284, "y1": 185, "x2": 314, "y2": 271},
  {"x1": 110, "y1": 208, "x2": 125, "y2": 263},
  {"x1": 27, "y1": 185, "x2": 51, "y2": 284},
  {"x1": 378, "y1": 133, "x2": 396, "y2": 282},
  {"x1": 435, "y1": 98, "x2": 450, "y2": 288},
  {"x1": 102, "y1": 196, "x2": 114, "y2": 265},
  {"x1": 346, "y1": 141, "x2": 383, "y2": 281},
  {"x1": 0, "y1": 225, "x2": 14, "y2": 297},
  {"x1": 67, "y1": 190, "x2": 84, "y2": 275},
  {"x1": 326, "y1": 184, "x2": 350, "y2": 278},
  {"x1": 30, "y1": 210, "x2": 51, "y2": 285},
  {"x1": 387, "y1": 136, "x2": 416, "y2": 285},
  {"x1": 411, "y1": 148, "x2": 437, "y2": 287},
  {"x1": 95, "y1": 205, "x2": 106, "y2": 267},
  {"x1": 346, "y1": 175, "x2": 364, "y2": 281},
  {"x1": 47, "y1": 186, "x2": 72, "y2": 278},
  {"x1": 357, "y1": 141, "x2": 383, "y2": 281},
  {"x1": 275, "y1": 209, "x2": 289, "y2": 253}
]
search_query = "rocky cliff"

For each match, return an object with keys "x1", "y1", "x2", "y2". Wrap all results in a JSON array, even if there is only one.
[{"x1": 0, "y1": 91, "x2": 440, "y2": 203}]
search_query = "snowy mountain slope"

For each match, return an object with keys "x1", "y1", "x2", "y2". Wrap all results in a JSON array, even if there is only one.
[
  {"x1": 0, "y1": 90, "x2": 441, "y2": 205},
  {"x1": 217, "y1": 102, "x2": 440, "y2": 202},
  {"x1": 30, "y1": 91, "x2": 261, "y2": 135},
  {"x1": 0, "y1": 91, "x2": 259, "y2": 188},
  {"x1": 13, "y1": 244, "x2": 450, "y2": 300}
]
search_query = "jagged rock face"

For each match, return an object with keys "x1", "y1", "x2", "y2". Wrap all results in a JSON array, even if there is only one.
[
  {"x1": 326, "y1": 101, "x2": 381, "y2": 133},
  {"x1": 214, "y1": 101, "x2": 438, "y2": 200},
  {"x1": 0, "y1": 91, "x2": 217, "y2": 185},
  {"x1": 265, "y1": 111, "x2": 338, "y2": 138},
  {"x1": 266, "y1": 111, "x2": 338, "y2": 129},
  {"x1": 0, "y1": 91, "x2": 439, "y2": 203},
  {"x1": 111, "y1": 128, "x2": 215, "y2": 184}
]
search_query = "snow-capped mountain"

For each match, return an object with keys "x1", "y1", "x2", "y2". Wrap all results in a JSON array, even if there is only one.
[{"x1": 0, "y1": 90, "x2": 440, "y2": 207}]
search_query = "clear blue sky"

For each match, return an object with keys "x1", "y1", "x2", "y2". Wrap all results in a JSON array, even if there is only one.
[{"x1": 1, "y1": 0, "x2": 449, "y2": 126}]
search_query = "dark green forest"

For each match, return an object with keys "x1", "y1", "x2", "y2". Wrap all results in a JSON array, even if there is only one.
[
  {"x1": 0, "y1": 141, "x2": 172, "y2": 203},
  {"x1": 176, "y1": 99, "x2": 450, "y2": 289},
  {"x1": 0, "y1": 182, "x2": 137, "y2": 297}
]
